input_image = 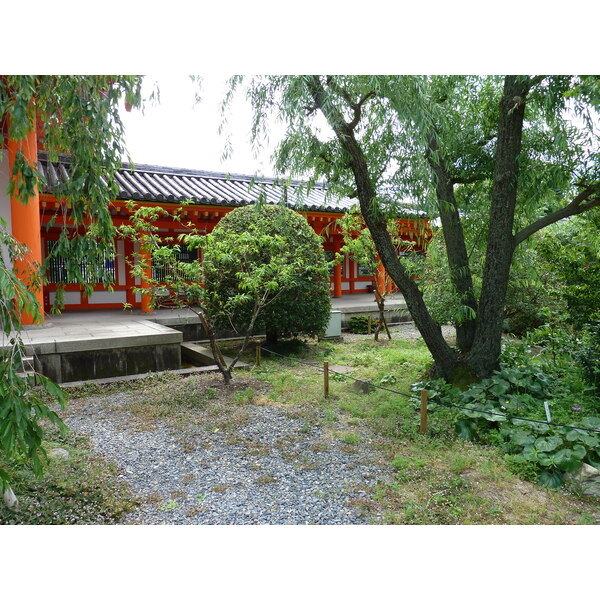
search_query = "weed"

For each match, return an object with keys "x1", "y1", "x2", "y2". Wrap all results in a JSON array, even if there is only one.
[
  {"x1": 450, "y1": 453, "x2": 475, "y2": 474},
  {"x1": 323, "y1": 410, "x2": 338, "y2": 423},
  {"x1": 255, "y1": 474, "x2": 277, "y2": 485},
  {"x1": 0, "y1": 427, "x2": 138, "y2": 525},
  {"x1": 576, "y1": 513, "x2": 596, "y2": 525},
  {"x1": 341, "y1": 433, "x2": 362, "y2": 445},
  {"x1": 233, "y1": 388, "x2": 254, "y2": 405},
  {"x1": 160, "y1": 499, "x2": 179, "y2": 511},
  {"x1": 212, "y1": 484, "x2": 229, "y2": 493},
  {"x1": 309, "y1": 442, "x2": 328, "y2": 453}
]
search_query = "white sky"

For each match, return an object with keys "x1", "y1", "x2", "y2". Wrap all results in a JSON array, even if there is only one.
[{"x1": 119, "y1": 75, "x2": 287, "y2": 177}]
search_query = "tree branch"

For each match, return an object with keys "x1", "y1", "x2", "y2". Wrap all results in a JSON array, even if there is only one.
[
  {"x1": 323, "y1": 77, "x2": 375, "y2": 130},
  {"x1": 450, "y1": 174, "x2": 488, "y2": 185},
  {"x1": 514, "y1": 184, "x2": 600, "y2": 246}
]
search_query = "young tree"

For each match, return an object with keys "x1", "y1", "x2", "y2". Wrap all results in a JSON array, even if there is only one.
[
  {"x1": 203, "y1": 204, "x2": 331, "y2": 346},
  {"x1": 333, "y1": 212, "x2": 419, "y2": 341},
  {"x1": 120, "y1": 203, "x2": 331, "y2": 383},
  {"x1": 228, "y1": 75, "x2": 600, "y2": 380}
]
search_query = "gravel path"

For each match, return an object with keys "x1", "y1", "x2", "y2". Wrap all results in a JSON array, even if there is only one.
[
  {"x1": 64, "y1": 392, "x2": 394, "y2": 525},
  {"x1": 343, "y1": 322, "x2": 456, "y2": 343}
]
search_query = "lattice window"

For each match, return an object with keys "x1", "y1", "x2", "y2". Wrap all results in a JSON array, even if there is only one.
[{"x1": 46, "y1": 240, "x2": 116, "y2": 284}]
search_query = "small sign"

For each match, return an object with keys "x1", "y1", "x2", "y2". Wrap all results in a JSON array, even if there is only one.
[{"x1": 543, "y1": 401, "x2": 552, "y2": 423}]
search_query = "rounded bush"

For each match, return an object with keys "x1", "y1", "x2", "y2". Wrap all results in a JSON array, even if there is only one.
[{"x1": 203, "y1": 204, "x2": 331, "y2": 342}]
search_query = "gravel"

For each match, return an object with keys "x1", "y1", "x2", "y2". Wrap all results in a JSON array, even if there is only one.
[
  {"x1": 343, "y1": 322, "x2": 456, "y2": 342},
  {"x1": 64, "y1": 393, "x2": 394, "y2": 525}
]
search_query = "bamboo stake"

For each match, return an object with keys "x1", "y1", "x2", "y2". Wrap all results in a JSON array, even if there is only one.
[
  {"x1": 324, "y1": 361, "x2": 329, "y2": 397},
  {"x1": 420, "y1": 389, "x2": 428, "y2": 434},
  {"x1": 255, "y1": 345, "x2": 261, "y2": 367}
]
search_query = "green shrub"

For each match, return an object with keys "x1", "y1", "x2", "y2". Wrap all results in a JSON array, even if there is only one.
[
  {"x1": 424, "y1": 339, "x2": 600, "y2": 489},
  {"x1": 203, "y1": 205, "x2": 331, "y2": 343},
  {"x1": 348, "y1": 315, "x2": 377, "y2": 334},
  {"x1": 578, "y1": 317, "x2": 600, "y2": 396}
]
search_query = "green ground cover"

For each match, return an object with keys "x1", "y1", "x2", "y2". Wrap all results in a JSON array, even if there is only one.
[{"x1": 2, "y1": 331, "x2": 599, "y2": 525}]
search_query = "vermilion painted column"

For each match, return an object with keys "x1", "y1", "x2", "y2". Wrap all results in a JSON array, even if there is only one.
[
  {"x1": 140, "y1": 244, "x2": 153, "y2": 313},
  {"x1": 8, "y1": 118, "x2": 44, "y2": 325},
  {"x1": 333, "y1": 238, "x2": 342, "y2": 298},
  {"x1": 123, "y1": 238, "x2": 136, "y2": 307},
  {"x1": 386, "y1": 277, "x2": 394, "y2": 295}
]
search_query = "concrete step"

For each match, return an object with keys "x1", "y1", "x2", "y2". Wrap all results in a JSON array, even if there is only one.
[{"x1": 181, "y1": 342, "x2": 249, "y2": 369}]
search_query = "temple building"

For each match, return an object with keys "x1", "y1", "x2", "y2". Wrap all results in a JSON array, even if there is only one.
[{"x1": 1, "y1": 132, "x2": 430, "y2": 326}]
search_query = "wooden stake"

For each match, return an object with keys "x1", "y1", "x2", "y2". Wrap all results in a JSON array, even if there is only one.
[
  {"x1": 255, "y1": 345, "x2": 261, "y2": 367},
  {"x1": 420, "y1": 389, "x2": 428, "y2": 434},
  {"x1": 367, "y1": 316, "x2": 372, "y2": 335},
  {"x1": 324, "y1": 361, "x2": 329, "y2": 397}
]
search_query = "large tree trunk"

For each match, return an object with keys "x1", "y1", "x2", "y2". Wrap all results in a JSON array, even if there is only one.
[
  {"x1": 307, "y1": 76, "x2": 458, "y2": 379},
  {"x1": 466, "y1": 76, "x2": 532, "y2": 378},
  {"x1": 427, "y1": 133, "x2": 478, "y2": 353}
]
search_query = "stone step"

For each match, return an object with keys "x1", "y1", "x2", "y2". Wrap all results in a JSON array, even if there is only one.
[
  {"x1": 181, "y1": 342, "x2": 249, "y2": 369},
  {"x1": 17, "y1": 356, "x2": 35, "y2": 375}
]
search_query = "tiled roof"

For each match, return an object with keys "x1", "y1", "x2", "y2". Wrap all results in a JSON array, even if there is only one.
[{"x1": 37, "y1": 153, "x2": 355, "y2": 213}]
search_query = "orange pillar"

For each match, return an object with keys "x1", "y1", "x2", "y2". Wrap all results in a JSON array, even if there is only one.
[
  {"x1": 8, "y1": 117, "x2": 44, "y2": 325},
  {"x1": 333, "y1": 239, "x2": 342, "y2": 298},
  {"x1": 140, "y1": 243, "x2": 153, "y2": 313},
  {"x1": 376, "y1": 263, "x2": 386, "y2": 296},
  {"x1": 386, "y1": 277, "x2": 394, "y2": 295},
  {"x1": 124, "y1": 238, "x2": 136, "y2": 307}
]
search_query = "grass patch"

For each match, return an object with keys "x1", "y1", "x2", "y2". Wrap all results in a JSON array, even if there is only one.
[
  {"x1": 248, "y1": 335, "x2": 600, "y2": 524},
  {"x1": 0, "y1": 426, "x2": 137, "y2": 525},
  {"x1": 29, "y1": 333, "x2": 598, "y2": 526}
]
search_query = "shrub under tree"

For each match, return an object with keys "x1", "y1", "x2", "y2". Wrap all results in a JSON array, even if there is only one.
[{"x1": 202, "y1": 204, "x2": 331, "y2": 345}]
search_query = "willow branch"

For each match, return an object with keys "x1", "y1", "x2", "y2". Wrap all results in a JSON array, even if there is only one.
[{"x1": 514, "y1": 184, "x2": 600, "y2": 246}]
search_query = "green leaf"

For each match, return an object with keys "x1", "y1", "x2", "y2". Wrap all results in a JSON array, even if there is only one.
[
  {"x1": 571, "y1": 444, "x2": 587, "y2": 460},
  {"x1": 534, "y1": 436, "x2": 563, "y2": 453},
  {"x1": 523, "y1": 445, "x2": 540, "y2": 462},
  {"x1": 511, "y1": 430, "x2": 535, "y2": 446},
  {"x1": 489, "y1": 380, "x2": 510, "y2": 397},
  {"x1": 582, "y1": 417, "x2": 600, "y2": 430},
  {"x1": 586, "y1": 452, "x2": 600, "y2": 471},
  {"x1": 455, "y1": 419, "x2": 477, "y2": 441},
  {"x1": 553, "y1": 449, "x2": 583, "y2": 473},
  {"x1": 538, "y1": 470, "x2": 564, "y2": 489}
]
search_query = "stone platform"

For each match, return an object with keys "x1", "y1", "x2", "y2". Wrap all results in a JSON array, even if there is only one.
[
  {"x1": 7, "y1": 293, "x2": 409, "y2": 383},
  {"x1": 16, "y1": 317, "x2": 182, "y2": 383},
  {"x1": 331, "y1": 292, "x2": 410, "y2": 328}
]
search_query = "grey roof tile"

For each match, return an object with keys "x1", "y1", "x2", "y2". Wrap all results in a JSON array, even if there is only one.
[{"x1": 37, "y1": 152, "x2": 354, "y2": 213}]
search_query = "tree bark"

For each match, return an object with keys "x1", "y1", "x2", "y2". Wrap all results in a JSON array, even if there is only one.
[
  {"x1": 466, "y1": 76, "x2": 532, "y2": 377},
  {"x1": 307, "y1": 76, "x2": 458, "y2": 378},
  {"x1": 373, "y1": 288, "x2": 391, "y2": 341},
  {"x1": 193, "y1": 308, "x2": 232, "y2": 384},
  {"x1": 426, "y1": 132, "x2": 478, "y2": 352}
]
